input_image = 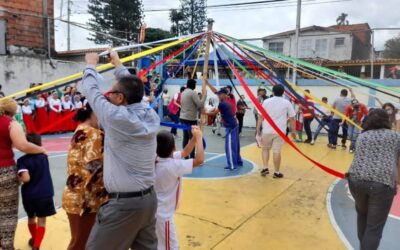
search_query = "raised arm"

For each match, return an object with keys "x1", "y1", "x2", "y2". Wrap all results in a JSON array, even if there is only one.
[
  {"x1": 192, "y1": 91, "x2": 206, "y2": 109},
  {"x1": 349, "y1": 88, "x2": 356, "y2": 99},
  {"x1": 205, "y1": 78, "x2": 218, "y2": 93},
  {"x1": 181, "y1": 126, "x2": 197, "y2": 158},
  {"x1": 82, "y1": 53, "x2": 118, "y2": 127},
  {"x1": 192, "y1": 126, "x2": 204, "y2": 167},
  {"x1": 109, "y1": 49, "x2": 132, "y2": 80}
]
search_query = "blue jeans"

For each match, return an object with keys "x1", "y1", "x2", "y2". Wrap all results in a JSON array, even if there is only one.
[
  {"x1": 328, "y1": 119, "x2": 348, "y2": 146},
  {"x1": 348, "y1": 125, "x2": 360, "y2": 151},
  {"x1": 313, "y1": 118, "x2": 331, "y2": 141},
  {"x1": 225, "y1": 126, "x2": 243, "y2": 169},
  {"x1": 168, "y1": 112, "x2": 180, "y2": 135}
]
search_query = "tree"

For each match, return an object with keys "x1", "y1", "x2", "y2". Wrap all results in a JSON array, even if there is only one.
[
  {"x1": 180, "y1": 0, "x2": 207, "y2": 35},
  {"x1": 144, "y1": 28, "x2": 174, "y2": 43},
  {"x1": 336, "y1": 13, "x2": 349, "y2": 26},
  {"x1": 169, "y1": 9, "x2": 185, "y2": 36},
  {"x1": 87, "y1": 0, "x2": 144, "y2": 46},
  {"x1": 383, "y1": 35, "x2": 400, "y2": 59}
]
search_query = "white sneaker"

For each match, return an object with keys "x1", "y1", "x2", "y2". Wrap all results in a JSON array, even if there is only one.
[{"x1": 310, "y1": 140, "x2": 315, "y2": 145}]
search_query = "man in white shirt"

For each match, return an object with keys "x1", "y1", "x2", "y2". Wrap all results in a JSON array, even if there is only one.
[{"x1": 256, "y1": 85, "x2": 296, "y2": 178}]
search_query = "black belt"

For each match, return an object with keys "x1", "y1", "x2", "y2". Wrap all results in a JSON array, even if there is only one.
[{"x1": 108, "y1": 186, "x2": 153, "y2": 199}]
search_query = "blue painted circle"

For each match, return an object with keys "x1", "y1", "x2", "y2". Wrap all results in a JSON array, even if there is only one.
[{"x1": 184, "y1": 153, "x2": 255, "y2": 179}]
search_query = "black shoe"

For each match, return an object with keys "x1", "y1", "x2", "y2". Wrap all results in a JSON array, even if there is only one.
[
  {"x1": 212, "y1": 129, "x2": 216, "y2": 134},
  {"x1": 273, "y1": 172, "x2": 284, "y2": 178},
  {"x1": 29, "y1": 238, "x2": 34, "y2": 247},
  {"x1": 304, "y1": 139, "x2": 311, "y2": 144},
  {"x1": 341, "y1": 144, "x2": 347, "y2": 149},
  {"x1": 260, "y1": 168, "x2": 270, "y2": 176},
  {"x1": 32, "y1": 248, "x2": 40, "y2": 250}
]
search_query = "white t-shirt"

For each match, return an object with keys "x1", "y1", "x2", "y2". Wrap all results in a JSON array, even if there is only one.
[
  {"x1": 262, "y1": 96, "x2": 295, "y2": 134},
  {"x1": 155, "y1": 151, "x2": 193, "y2": 220}
]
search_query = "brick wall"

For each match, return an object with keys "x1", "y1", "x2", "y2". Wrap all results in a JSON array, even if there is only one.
[{"x1": 0, "y1": 0, "x2": 54, "y2": 52}]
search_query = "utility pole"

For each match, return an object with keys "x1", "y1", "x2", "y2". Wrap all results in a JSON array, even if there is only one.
[
  {"x1": 67, "y1": 0, "x2": 71, "y2": 50},
  {"x1": 60, "y1": 0, "x2": 64, "y2": 19},
  {"x1": 370, "y1": 30, "x2": 374, "y2": 79},
  {"x1": 292, "y1": 0, "x2": 301, "y2": 84},
  {"x1": 42, "y1": 0, "x2": 48, "y2": 51},
  {"x1": 191, "y1": 0, "x2": 194, "y2": 34}
]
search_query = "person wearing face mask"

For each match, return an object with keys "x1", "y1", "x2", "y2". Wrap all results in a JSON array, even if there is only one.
[
  {"x1": 344, "y1": 99, "x2": 368, "y2": 153},
  {"x1": 382, "y1": 103, "x2": 400, "y2": 132}
]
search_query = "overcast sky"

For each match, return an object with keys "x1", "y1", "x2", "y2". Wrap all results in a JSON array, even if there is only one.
[{"x1": 54, "y1": 0, "x2": 400, "y2": 51}]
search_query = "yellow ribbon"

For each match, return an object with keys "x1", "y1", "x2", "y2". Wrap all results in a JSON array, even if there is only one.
[
  {"x1": 1, "y1": 36, "x2": 194, "y2": 101},
  {"x1": 237, "y1": 44, "x2": 363, "y2": 130},
  {"x1": 191, "y1": 40, "x2": 206, "y2": 79}
]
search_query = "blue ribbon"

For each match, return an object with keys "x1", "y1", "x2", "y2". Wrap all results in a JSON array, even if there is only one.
[{"x1": 160, "y1": 122, "x2": 207, "y2": 149}]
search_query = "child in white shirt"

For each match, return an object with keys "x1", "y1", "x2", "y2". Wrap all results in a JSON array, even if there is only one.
[{"x1": 155, "y1": 126, "x2": 204, "y2": 250}]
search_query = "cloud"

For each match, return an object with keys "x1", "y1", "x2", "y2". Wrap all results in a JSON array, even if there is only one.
[{"x1": 54, "y1": 0, "x2": 400, "y2": 51}]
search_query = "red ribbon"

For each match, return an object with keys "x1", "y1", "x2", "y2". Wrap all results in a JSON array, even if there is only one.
[{"x1": 218, "y1": 45, "x2": 345, "y2": 179}]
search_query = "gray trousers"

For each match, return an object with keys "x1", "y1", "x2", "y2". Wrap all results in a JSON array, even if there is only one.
[
  {"x1": 86, "y1": 191, "x2": 158, "y2": 250},
  {"x1": 348, "y1": 177, "x2": 396, "y2": 250}
]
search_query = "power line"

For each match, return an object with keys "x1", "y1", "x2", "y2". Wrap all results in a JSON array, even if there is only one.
[{"x1": 145, "y1": 0, "x2": 291, "y2": 12}]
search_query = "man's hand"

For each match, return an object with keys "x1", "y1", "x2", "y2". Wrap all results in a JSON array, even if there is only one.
[
  {"x1": 192, "y1": 126, "x2": 202, "y2": 140},
  {"x1": 85, "y1": 53, "x2": 99, "y2": 67},
  {"x1": 109, "y1": 49, "x2": 122, "y2": 67}
]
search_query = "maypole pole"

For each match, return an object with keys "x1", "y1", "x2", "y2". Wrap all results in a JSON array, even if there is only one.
[{"x1": 200, "y1": 18, "x2": 214, "y2": 130}]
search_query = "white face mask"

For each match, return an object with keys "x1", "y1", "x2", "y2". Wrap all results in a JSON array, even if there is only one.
[{"x1": 386, "y1": 109, "x2": 393, "y2": 115}]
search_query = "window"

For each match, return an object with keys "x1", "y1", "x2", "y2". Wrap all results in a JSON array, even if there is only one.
[
  {"x1": 268, "y1": 42, "x2": 284, "y2": 53},
  {"x1": 335, "y1": 37, "x2": 345, "y2": 46},
  {"x1": 315, "y1": 39, "x2": 327, "y2": 58},
  {"x1": 0, "y1": 20, "x2": 5, "y2": 55},
  {"x1": 299, "y1": 39, "x2": 313, "y2": 58}
]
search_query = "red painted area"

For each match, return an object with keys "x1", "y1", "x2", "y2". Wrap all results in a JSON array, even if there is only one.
[
  {"x1": 389, "y1": 185, "x2": 400, "y2": 218},
  {"x1": 42, "y1": 137, "x2": 71, "y2": 153}
]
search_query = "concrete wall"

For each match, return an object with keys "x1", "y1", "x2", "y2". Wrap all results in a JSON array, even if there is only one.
[{"x1": 0, "y1": 55, "x2": 87, "y2": 94}]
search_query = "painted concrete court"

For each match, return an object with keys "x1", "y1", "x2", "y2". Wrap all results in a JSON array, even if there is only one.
[{"x1": 13, "y1": 128, "x2": 399, "y2": 249}]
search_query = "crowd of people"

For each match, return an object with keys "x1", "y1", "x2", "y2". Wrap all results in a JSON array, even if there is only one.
[
  {"x1": 0, "y1": 48, "x2": 400, "y2": 250},
  {"x1": 12, "y1": 85, "x2": 88, "y2": 135}
]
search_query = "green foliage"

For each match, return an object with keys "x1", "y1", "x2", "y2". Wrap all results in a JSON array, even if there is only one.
[
  {"x1": 144, "y1": 28, "x2": 174, "y2": 43},
  {"x1": 169, "y1": 9, "x2": 185, "y2": 36},
  {"x1": 170, "y1": 0, "x2": 207, "y2": 36},
  {"x1": 87, "y1": 0, "x2": 144, "y2": 46},
  {"x1": 383, "y1": 35, "x2": 400, "y2": 59}
]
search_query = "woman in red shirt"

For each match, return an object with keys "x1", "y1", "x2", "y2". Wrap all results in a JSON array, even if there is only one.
[{"x1": 0, "y1": 98, "x2": 46, "y2": 250}]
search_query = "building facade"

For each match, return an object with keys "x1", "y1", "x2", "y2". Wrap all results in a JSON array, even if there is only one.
[
  {"x1": 0, "y1": 0, "x2": 54, "y2": 55},
  {"x1": 262, "y1": 23, "x2": 371, "y2": 61}
]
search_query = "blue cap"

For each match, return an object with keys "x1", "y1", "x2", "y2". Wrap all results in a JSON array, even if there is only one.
[{"x1": 217, "y1": 88, "x2": 228, "y2": 95}]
